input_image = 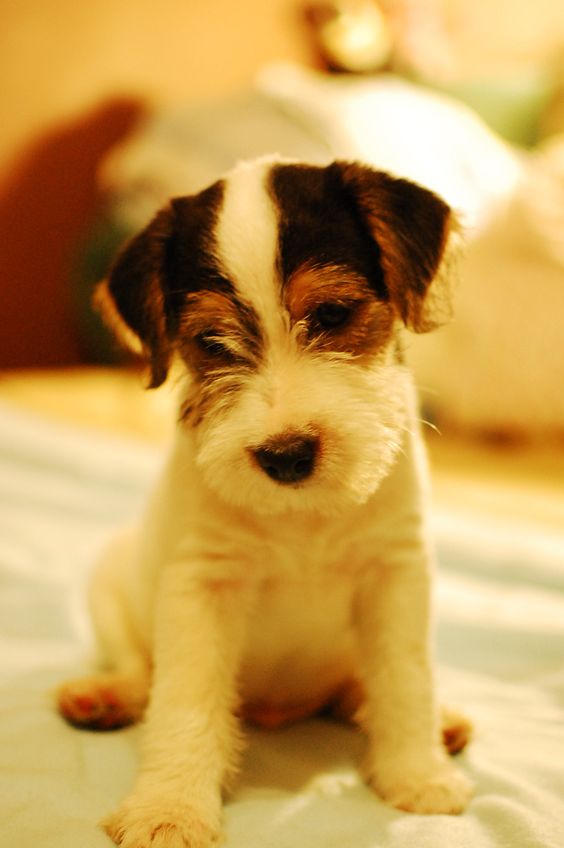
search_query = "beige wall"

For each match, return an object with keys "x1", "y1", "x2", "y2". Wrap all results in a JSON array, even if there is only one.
[
  {"x1": 448, "y1": 0, "x2": 564, "y2": 72},
  {"x1": 3, "y1": 0, "x2": 564, "y2": 173},
  {"x1": 0, "y1": 0, "x2": 309, "y2": 172}
]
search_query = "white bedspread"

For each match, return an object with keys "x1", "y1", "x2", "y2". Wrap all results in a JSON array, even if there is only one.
[{"x1": 1, "y1": 402, "x2": 563, "y2": 847}]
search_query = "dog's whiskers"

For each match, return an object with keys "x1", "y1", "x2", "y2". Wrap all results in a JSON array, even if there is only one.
[{"x1": 419, "y1": 417, "x2": 442, "y2": 436}]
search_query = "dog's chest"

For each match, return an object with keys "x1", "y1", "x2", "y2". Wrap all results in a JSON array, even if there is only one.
[{"x1": 238, "y1": 528, "x2": 361, "y2": 709}]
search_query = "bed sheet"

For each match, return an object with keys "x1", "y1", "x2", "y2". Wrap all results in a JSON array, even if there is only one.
[{"x1": 1, "y1": 401, "x2": 563, "y2": 847}]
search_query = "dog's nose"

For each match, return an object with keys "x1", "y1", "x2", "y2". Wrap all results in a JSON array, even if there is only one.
[{"x1": 253, "y1": 435, "x2": 318, "y2": 484}]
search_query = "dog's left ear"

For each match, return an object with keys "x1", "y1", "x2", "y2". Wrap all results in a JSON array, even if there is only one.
[
  {"x1": 94, "y1": 205, "x2": 176, "y2": 388},
  {"x1": 337, "y1": 162, "x2": 460, "y2": 332}
]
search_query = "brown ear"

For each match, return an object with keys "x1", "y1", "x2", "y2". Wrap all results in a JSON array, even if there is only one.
[
  {"x1": 95, "y1": 205, "x2": 174, "y2": 388},
  {"x1": 336, "y1": 161, "x2": 458, "y2": 332}
]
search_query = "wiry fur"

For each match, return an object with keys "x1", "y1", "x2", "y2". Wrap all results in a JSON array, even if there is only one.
[{"x1": 58, "y1": 156, "x2": 473, "y2": 848}]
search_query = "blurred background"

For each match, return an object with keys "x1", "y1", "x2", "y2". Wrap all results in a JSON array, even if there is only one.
[{"x1": 1, "y1": 0, "x2": 564, "y2": 458}]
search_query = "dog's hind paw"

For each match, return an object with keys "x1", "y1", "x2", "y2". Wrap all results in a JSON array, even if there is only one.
[
  {"x1": 103, "y1": 798, "x2": 221, "y2": 848},
  {"x1": 441, "y1": 705, "x2": 473, "y2": 755},
  {"x1": 57, "y1": 673, "x2": 147, "y2": 730}
]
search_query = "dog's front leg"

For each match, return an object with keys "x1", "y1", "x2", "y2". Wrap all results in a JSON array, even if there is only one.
[
  {"x1": 104, "y1": 562, "x2": 251, "y2": 848},
  {"x1": 355, "y1": 551, "x2": 474, "y2": 815}
]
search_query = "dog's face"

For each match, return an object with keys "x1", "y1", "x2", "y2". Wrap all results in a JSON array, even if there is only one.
[{"x1": 99, "y1": 157, "x2": 456, "y2": 514}]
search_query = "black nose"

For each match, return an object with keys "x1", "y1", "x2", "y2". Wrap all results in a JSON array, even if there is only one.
[{"x1": 253, "y1": 435, "x2": 318, "y2": 484}]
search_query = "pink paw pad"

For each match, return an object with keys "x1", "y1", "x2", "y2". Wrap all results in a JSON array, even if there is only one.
[{"x1": 57, "y1": 678, "x2": 137, "y2": 731}]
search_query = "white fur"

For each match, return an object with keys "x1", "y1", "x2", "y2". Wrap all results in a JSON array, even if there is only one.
[
  {"x1": 214, "y1": 157, "x2": 284, "y2": 348},
  {"x1": 195, "y1": 347, "x2": 409, "y2": 516},
  {"x1": 58, "y1": 158, "x2": 473, "y2": 848}
]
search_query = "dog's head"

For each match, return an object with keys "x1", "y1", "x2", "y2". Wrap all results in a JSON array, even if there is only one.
[{"x1": 98, "y1": 157, "x2": 457, "y2": 514}]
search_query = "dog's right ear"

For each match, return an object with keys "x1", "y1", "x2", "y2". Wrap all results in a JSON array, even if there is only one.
[{"x1": 95, "y1": 205, "x2": 175, "y2": 388}]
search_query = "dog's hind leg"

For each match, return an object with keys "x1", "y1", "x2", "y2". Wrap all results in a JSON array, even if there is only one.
[
  {"x1": 57, "y1": 529, "x2": 151, "y2": 730},
  {"x1": 330, "y1": 680, "x2": 473, "y2": 755}
]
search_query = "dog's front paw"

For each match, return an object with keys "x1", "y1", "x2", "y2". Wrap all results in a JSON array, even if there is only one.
[
  {"x1": 103, "y1": 797, "x2": 221, "y2": 848},
  {"x1": 368, "y1": 756, "x2": 474, "y2": 815}
]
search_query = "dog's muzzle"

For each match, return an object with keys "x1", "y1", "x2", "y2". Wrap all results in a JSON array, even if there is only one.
[{"x1": 252, "y1": 433, "x2": 318, "y2": 485}]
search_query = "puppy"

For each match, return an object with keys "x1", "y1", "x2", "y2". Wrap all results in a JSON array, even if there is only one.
[{"x1": 58, "y1": 157, "x2": 473, "y2": 848}]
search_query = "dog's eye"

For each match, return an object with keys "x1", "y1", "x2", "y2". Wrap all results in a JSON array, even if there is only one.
[
  {"x1": 195, "y1": 331, "x2": 228, "y2": 357},
  {"x1": 313, "y1": 302, "x2": 352, "y2": 331}
]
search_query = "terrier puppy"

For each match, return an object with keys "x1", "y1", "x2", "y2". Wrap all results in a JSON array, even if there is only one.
[{"x1": 58, "y1": 157, "x2": 473, "y2": 848}]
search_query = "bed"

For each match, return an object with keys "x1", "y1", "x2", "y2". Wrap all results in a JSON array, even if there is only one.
[
  {"x1": 0, "y1": 368, "x2": 563, "y2": 848},
  {"x1": 3, "y1": 51, "x2": 564, "y2": 846}
]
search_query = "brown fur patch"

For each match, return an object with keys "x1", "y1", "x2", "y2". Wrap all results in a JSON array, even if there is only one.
[
  {"x1": 178, "y1": 290, "x2": 261, "y2": 371},
  {"x1": 177, "y1": 290, "x2": 260, "y2": 425},
  {"x1": 285, "y1": 262, "x2": 395, "y2": 357}
]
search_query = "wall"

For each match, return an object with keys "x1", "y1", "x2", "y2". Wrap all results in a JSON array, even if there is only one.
[{"x1": 0, "y1": 0, "x2": 309, "y2": 366}]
